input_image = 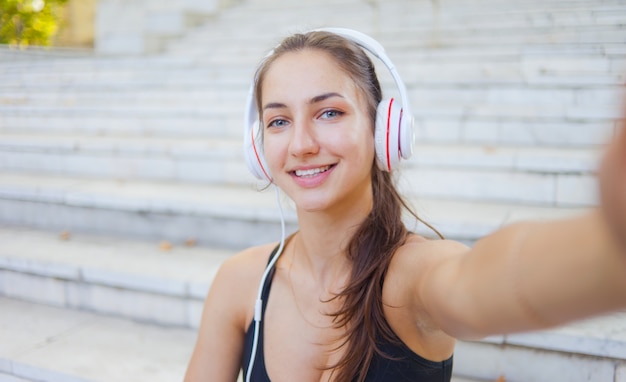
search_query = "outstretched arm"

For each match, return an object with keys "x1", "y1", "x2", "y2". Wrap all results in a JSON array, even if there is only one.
[{"x1": 416, "y1": 123, "x2": 626, "y2": 340}]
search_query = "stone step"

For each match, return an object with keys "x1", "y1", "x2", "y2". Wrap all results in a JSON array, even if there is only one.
[
  {"x1": 0, "y1": 67, "x2": 251, "y2": 89},
  {"x1": 189, "y1": 19, "x2": 626, "y2": 43},
  {"x1": 0, "y1": 297, "x2": 197, "y2": 382},
  {"x1": 0, "y1": 57, "x2": 241, "y2": 77},
  {"x1": 411, "y1": 85, "x2": 625, "y2": 108},
  {"x1": 0, "y1": 226, "x2": 231, "y2": 329},
  {"x1": 383, "y1": 18, "x2": 626, "y2": 45},
  {"x1": 0, "y1": 88, "x2": 246, "y2": 108},
  {"x1": 0, "y1": 172, "x2": 588, "y2": 246},
  {"x1": 0, "y1": 110, "x2": 242, "y2": 139},
  {"x1": 0, "y1": 135, "x2": 249, "y2": 185},
  {"x1": 415, "y1": 118, "x2": 616, "y2": 148},
  {"x1": 183, "y1": 23, "x2": 626, "y2": 52},
  {"x1": 0, "y1": 44, "x2": 93, "y2": 62},
  {"x1": 454, "y1": 311, "x2": 626, "y2": 381},
  {"x1": 399, "y1": 59, "x2": 626, "y2": 86},
  {"x1": 0, "y1": 172, "x2": 292, "y2": 250},
  {"x1": 378, "y1": 5, "x2": 626, "y2": 30},
  {"x1": 0, "y1": 54, "x2": 195, "y2": 68},
  {"x1": 403, "y1": 149, "x2": 601, "y2": 208}
]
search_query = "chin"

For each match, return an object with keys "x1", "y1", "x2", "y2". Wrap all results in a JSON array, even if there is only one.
[
  {"x1": 289, "y1": 193, "x2": 335, "y2": 213},
  {"x1": 295, "y1": 200, "x2": 329, "y2": 213}
]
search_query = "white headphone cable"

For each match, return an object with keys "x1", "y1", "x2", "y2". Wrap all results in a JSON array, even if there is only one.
[{"x1": 245, "y1": 184, "x2": 286, "y2": 382}]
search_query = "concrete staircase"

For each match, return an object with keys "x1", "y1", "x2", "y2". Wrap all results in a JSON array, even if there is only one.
[{"x1": 1, "y1": 0, "x2": 626, "y2": 381}]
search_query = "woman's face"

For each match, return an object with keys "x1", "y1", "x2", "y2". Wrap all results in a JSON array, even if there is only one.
[{"x1": 260, "y1": 49, "x2": 376, "y2": 213}]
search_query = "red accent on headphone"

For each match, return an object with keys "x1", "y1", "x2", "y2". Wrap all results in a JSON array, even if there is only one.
[
  {"x1": 398, "y1": 108, "x2": 403, "y2": 159},
  {"x1": 385, "y1": 98, "x2": 394, "y2": 172},
  {"x1": 251, "y1": 127, "x2": 272, "y2": 181}
]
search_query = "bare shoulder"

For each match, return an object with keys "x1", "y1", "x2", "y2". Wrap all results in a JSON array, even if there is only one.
[
  {"x1": 208, "y1": 242, "x2": 279, "y2": 326},
  {"x1": 383, "y1": 236, "x2": 469, "y2": 358},
  {"x1": 391, "y1": 235, "x2": 470, "y2": 272},
  {"x1": 218, "y1": 242, "x2": 278, "y2": 282},
  {"x1": 386, "y1": 235, "x2": 470, "y2": 304},
  {"x1": 212, "y1": 242, "x2": 278, "y2": 292}
]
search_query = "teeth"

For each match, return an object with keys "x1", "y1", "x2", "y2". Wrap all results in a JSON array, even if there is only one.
[{"x1": 295, "y1": 165, "x2": 331, "y2": 177}]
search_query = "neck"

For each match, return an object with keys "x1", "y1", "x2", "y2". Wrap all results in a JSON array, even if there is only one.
[{"x1": 290, "y1": 189, "x2": 373, "y2": 290}]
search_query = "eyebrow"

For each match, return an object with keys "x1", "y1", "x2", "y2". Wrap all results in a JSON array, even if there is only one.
[
  {"x1": 263, "y1": 102, "x2": 286, "y2": 111},
  {"x1": 262, "y1": 92, "x2": 344, "y2": 111},
  {"x1": 310, "y1": 92, "x2": 343, "y2": 104}
]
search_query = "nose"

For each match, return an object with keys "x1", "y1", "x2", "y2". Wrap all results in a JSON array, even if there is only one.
[{"x1": 288, "y1": 118, "x2": 319, "y2": 157}]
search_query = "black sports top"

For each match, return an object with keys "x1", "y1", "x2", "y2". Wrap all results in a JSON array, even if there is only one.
[{"x1": 241, "y1": 246, "x2": 454, "y2": 381}]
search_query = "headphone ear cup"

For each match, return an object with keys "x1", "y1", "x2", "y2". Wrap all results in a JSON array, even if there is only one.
[
  {"x1": 399, "y1": 110, "x2": 414, "y2": 160},
  {"x1": 374, "y1": 98, "x2": 403, "y2": 172},
  {"x1": 243, "y1": 121, "x2": 272, "y2": 181}
]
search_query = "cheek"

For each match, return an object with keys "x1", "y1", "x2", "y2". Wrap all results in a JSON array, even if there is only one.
[
  {"x1": 362, "y1": 136, "x2": 376, "y2": 167},
  {"x1": 262, "y1": 134, "x2": 286, "y2": 168},
  {"x1": 343, "y1": 123, "x2": 376, "y2": 162},
  {"x1": 324, "y1": 131, "x2": 374, "y2": 174}
]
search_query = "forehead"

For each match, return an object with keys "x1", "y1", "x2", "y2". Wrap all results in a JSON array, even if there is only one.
[{"x1": 261, "y1": 49, "x2": 357, "y2": 100}]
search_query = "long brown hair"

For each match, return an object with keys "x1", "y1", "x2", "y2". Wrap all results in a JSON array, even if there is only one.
[{"x1": 253, "y1": 30, "x2": 443, "y2": 382}]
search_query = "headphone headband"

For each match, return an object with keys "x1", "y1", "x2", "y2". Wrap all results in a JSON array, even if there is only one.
[
  {"x1": 243, "y1": 28, "x2": 415, "y2": 181},
  {"x1": 313, "y1": 28, "x2": 412, "y2": 119}
]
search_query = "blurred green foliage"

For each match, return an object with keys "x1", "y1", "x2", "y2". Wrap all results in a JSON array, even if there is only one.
[{"x1": 0, "y1": 0, "x2": 68, "y2": 47}]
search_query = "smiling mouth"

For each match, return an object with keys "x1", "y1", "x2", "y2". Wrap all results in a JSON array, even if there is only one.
[{"x1": 293, "y1": 165, "x2": 333, "y2": 178}]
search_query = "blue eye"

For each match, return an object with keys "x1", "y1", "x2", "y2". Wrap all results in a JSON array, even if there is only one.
[
  {"x1": 320, "y1": 109, "x2": 343, "y2": 119},
  {"x1": 267, "y1": 119, "x2": 288, "y2": 128}
]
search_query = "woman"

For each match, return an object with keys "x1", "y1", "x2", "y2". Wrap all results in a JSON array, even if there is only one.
[{"x1": 184, "y1": 29, "x2": 626, "y2": 382}]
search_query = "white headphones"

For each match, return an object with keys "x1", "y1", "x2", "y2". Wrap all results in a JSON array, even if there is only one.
[{"x1": 243, "y1": 27, "x2": 415, "y2": 181}]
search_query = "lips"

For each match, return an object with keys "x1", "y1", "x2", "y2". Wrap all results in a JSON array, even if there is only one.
[{"x1": 294, "y1": 165, "x2": 332, "y2": 177}]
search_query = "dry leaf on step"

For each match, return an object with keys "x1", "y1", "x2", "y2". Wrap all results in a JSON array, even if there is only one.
[{"x1": 159, "y1": 241, "x2": 173, "y2": 251}]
